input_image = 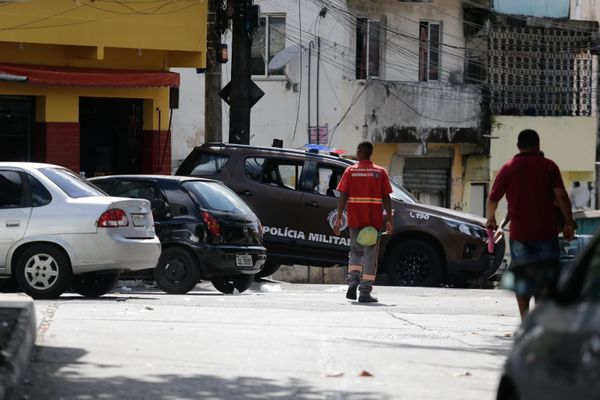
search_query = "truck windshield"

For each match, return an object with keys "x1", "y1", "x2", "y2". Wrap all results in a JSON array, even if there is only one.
[{"x1": 390, "y1": 180, "x2": 419, "y2": 204}]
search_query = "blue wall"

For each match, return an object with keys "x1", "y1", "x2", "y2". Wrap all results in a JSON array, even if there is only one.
[{"x1": 493, "y1": 0, "x2": 570, "y2": 18}]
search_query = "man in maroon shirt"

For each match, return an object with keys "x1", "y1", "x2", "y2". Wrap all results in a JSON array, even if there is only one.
[
  {"x1": 333, "y1": 141, "x2": 393, "y2": 303},
  {"x1": 487, "y1": 129, "x2": 575, "y2": 318}
]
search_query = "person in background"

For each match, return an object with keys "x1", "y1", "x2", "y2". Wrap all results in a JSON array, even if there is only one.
[{"x1": 487, "y1": 129, "x2": 575, "y2": 319}]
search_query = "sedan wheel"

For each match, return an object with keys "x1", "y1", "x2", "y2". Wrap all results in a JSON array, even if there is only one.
[
  {"x1": 212, "y1": 274, "x2": 254, "y2": 294},
  {"x1": 16, "y1": 244, "x2": 72, "y2": 299},
  {"x1": 386, "y1": 240, "x2": 443, "y2": 287},
  {"x1": 255, "y1": 261, "x2": 280, "y2": 278},
  {"x1": 71, "y1": 271, "x2": 120, "y2": 297},
  {"x1": 154, "y1": 248, "x2": 200, "y2": 294}
]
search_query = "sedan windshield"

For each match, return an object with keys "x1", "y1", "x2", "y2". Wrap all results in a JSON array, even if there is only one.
[
  {"x1": 183, "y1": 181, "x2": 254, "y2": 215},
  {"x1": 40, "y1": 168, "x2": 105, "y2": 198}
]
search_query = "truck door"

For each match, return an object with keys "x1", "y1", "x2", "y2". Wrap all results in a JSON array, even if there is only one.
[
  {"x1": 298, "y1": 161, "x2": 350, "y2": 264},
  {"x1": 229, "y1": 156, "x2": 304, "y2": 255}
]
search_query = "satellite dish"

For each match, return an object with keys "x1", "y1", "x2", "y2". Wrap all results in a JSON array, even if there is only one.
[{"x1": 268, "y1": 46, "x2": 301, "y2": 71}]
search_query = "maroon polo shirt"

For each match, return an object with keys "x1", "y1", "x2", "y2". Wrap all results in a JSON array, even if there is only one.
[{"x1": 489, "y1": 152, "x2": 565, "y2": 241}]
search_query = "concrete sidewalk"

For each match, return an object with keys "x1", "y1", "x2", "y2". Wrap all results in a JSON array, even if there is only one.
[{"x1": 0, "y1": 294, "x2": 36, "y2": 400}]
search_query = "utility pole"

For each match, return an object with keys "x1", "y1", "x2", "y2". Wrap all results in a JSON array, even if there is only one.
[
  {"x1": 229, "y1": 0, "x2": 252, "y2": 144},
  {"x1": 205, "y1": 0, "x2": 222, "y2": 143}
]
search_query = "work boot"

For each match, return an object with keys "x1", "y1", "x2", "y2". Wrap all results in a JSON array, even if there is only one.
[
  {"x1": 346, "y1": 285, "x2": 357, "y2": 300},
  {"x1": 358, "y1": 294, "x2": 378, "y2": 303}
]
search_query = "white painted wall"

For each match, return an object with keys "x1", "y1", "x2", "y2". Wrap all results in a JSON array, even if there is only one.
[
  {"x1": 171, "y1": 68, "x2": 206, "y2": 169},
  {"x1": 171, "y1": 0, "x2": 470, "y2": 162},
  {"x1": 570, "y1": 0, "x2": 600, "y2": 21}
]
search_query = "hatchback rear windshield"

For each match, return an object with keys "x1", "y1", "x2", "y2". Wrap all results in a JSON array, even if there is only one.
[
  {"x1": 188, "y1": 152, "x2": 229, "y2": 176},
  {"x1": 183, "y1": 181, "x2": 254, "y2": 215},
  {"x1": 40, "y1": 168, "x2": 105, "y2": 198}
]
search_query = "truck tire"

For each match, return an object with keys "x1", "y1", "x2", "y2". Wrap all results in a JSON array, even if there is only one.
[
  {"x1": 255, "y1": 261, "x2": 280, "y2": 278},
  {"x1": 386, "y1": 240, "x2": 443, "y2": 287}
]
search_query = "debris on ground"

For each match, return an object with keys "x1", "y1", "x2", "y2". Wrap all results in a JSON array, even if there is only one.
[{"x1": 359, "y1": 370, "x2": 373, "y2": 377}]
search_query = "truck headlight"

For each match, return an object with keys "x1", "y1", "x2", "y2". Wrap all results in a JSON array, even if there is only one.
[{"x1": 444, "y1": 219, "x2": 486, "y2": 239}]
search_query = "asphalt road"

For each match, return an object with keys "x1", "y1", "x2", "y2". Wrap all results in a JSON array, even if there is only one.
[{"x1": 21, "y1": 282, "x2": 520, "y2": 400}]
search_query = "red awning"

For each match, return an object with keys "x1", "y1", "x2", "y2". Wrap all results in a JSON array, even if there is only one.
[{"x1": 0, "y1": 63, "x2": 179, "y2": 88}]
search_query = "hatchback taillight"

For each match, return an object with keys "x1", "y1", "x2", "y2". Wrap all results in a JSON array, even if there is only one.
[
  {"x1": 201, "y1": 211, "x2": 221, "y2": 237},
  {"x1": 98, "y1": 209, "x2": 129, "y2": 227}
]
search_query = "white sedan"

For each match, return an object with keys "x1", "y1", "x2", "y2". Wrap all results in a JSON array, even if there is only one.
[{"x1": 0, "y1": 163, "x2": 161, "y2": 299}]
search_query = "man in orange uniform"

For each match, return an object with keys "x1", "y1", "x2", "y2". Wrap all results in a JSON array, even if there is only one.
[{"x1": 333, "y1": 141, "x2": 393, "y2": 303}]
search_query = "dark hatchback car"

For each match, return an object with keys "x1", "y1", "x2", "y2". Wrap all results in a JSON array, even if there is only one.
[
  {"x1": 176, "y1": 143, "x2": 505, "y2": 286},
  {"x1": 497, "y1": 235, "x2": 600, "y2": 400},
  {"x1": 90, "y1": 175, "x2": 266, "y2": 294}
]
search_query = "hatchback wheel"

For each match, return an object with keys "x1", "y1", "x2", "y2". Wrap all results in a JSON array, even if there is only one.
[
  {"x1": 255, "y1": 261, "x2": 280, "y2": 278},
  {"x1": 71, "y1": 271, "x2": 120, "y2": 297},
  {"x1": 386, "y1": 240, "x2": 443, "y2": 287},
  {"x1": 154, "y1": 248, "x2": 200, "y2": 294},
  {"x1": 212, "y1": 274, "x2": 254, "y2": 294},
  {"x1": 16, "y1": 244, "x2": 72, "y2": 299}
]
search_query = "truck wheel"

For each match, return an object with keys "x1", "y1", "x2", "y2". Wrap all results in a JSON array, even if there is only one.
[
  {"x1": 154, "y1": 248, "x2": 200, "y2": 294},
  {"x1": 15, "y1": 244, "x2": 72, "y2": 299},
  {"x1": 386, "y1": 240, "x2": 443, "y2": 287},
  {"x1": 71, "y1": 272, "x2": 120, "y2": 297},
  {"x1": 212, "y1": 274, "x2": 254, "y2": 294},
  {"x1": 256, "y1": 262, "x2": 280, "y2": 278}
]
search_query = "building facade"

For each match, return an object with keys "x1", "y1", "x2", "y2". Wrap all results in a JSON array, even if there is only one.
[
  {"x1": 463, "y1": 0, "x2": 599, "y2": 213},
  {"x1": 171, "y1": 0, "x2": 599, "y2": 214},
  {"x1": 0, "y1": 0, "x2": 207, "y2": 176},
  {"x1": 174, "y1": 0, "x2": 490, "y2": 212}
]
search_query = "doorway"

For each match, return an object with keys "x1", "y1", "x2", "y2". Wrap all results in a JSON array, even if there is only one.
[
  {"x1": 0, "y1": 96, "x2": 34, "y2": 162},
  {"x1": 403, "y1": 157, "x2": 451, "y2": 208},
  {"x1": 79, "y1": 97, "x2": 143, "y2": 177}
]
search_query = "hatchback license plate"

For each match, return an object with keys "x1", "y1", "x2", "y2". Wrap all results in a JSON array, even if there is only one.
[
  {"x1": 132, "y1": 214, "x2": 146, "y2": 227},
  {"x1": 236, "y1": 254, "x2": 253, "y2": 267}
]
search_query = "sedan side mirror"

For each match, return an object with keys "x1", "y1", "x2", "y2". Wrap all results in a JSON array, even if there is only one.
[{"x1": 151, "y1": 199, "x2": 170, "y2": 219}]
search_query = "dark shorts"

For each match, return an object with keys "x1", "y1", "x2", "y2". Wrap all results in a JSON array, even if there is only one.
[
  {"x1": 509, "y1": 239, "x2": 560, "y2": 298},
  {"x1": 510, "y1": 239, "x2": 560, "y2": 268}
]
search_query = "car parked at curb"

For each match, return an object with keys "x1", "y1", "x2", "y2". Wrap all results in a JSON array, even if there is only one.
[
  {"x1": 175, "y1": 143, "x2": 505, "y2": 286},
  {"x1": 90, "y1": 175, "x2": 266, "y2": 294},
  {"x1": 497, "y1": 232, "x2": 600, "y2": 400},
  {"x1": 0, "y1": 163, "x2": 161, "y2": 299}
]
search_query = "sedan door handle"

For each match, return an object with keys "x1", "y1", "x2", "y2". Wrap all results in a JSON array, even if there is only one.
[
  {"x1": 6, "y1": 220, "x2": 20, "y2": 228},
  {"x1": 304, "y1": 201, "x2": 320, "y2": 208},
  {"x1": 238, "y1": 190, "x2": 252, "y2": 197}
]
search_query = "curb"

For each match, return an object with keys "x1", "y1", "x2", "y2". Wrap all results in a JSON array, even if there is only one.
[{"x1": 0, "y1": 298, "x2": 36, "y2": 400}]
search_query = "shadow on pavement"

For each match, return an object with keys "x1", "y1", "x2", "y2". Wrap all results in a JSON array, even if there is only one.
[
  {"x1": 344, "y1": 335, "x2": 513, "y2": 358},
  {"x1": 23, "y1": 345, "x2": 388, "y2": 400}
]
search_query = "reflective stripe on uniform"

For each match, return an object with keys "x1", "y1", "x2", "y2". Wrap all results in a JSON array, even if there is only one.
[
  {"x1": 362, "y1": 274, "x2": 376, "y2": 281},
  {"x1": 348, "y1": 265, "x2": 362, "y2": 272},
  {"x1": 348, "y1": 197, "x2": 383, "y2": 205}
]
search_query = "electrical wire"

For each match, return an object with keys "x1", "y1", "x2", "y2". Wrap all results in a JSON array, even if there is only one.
[
  {"x1": 327, "y1": 80, "x2": 371, "y2": 147},
  {"x1": 0, "y1": 0, "x2": 205, "y2": 31},
  {"x1": 291, "y1": 0, "x2": 302, "y2": 143},
  {"x1": 295, "y1": 0, "x2": 597, "y2": 99}
]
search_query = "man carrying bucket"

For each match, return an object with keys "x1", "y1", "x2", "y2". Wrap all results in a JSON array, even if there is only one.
[{"x1": 333, "y1": 141, "x2": 394, "y2": 303}]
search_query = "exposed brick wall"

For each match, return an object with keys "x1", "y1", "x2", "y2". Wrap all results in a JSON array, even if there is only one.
[
  {"x1": 142, "y1": 130, "x2": 171, "y2": 175},
  {"x1": 34, "y1": 122, "x2": 80, "y2": 172}
]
